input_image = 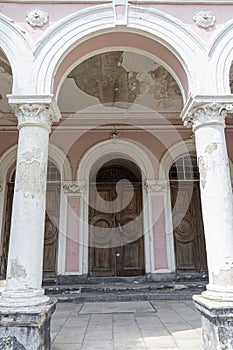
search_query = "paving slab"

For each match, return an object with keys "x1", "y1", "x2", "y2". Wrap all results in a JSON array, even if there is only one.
[
  {"x1": 79, "y1": 301, "x2": 155, "y2": 314},
  {"x1": 51, "y1": 300, "x2": 202, "y2": 350}
]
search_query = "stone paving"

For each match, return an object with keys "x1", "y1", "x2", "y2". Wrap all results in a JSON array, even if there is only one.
[{"x1": 51, "y1": 300, "x2": 202, "y2": 350}]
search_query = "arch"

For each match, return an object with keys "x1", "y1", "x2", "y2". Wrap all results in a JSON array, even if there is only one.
[
  {"x1": 78, "y1": 139, "x2": 155, "y2": 181},
  {"x1": 209, "y1": 18, "x2": 233, "y2": 94},
  {"x1": 0, "y1": 13, "x2": 33, "y2": 95},
  {"x1": 33, "y1": 4, "x2": 207, "y2": 98},
  {"x1": 48, "y1": 144, "x2": 72, "y2": 181},
  {"x1": 77, "y1": 138, "x2": 156, "y2": 275},
  {"x1": 159, "y1": 139, "x2": 196, "y2": 180}
]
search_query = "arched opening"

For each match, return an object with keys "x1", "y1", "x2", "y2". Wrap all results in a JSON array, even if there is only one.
[
  {"x1": 169, "y1": 155, "x2": 207, "y2": 275},
  {"x1": 1, "y1": 160, "x2": 61, "y2": 279},
  {"x1": 88, "y1": 159, "x2": 145, "y2": 277}
]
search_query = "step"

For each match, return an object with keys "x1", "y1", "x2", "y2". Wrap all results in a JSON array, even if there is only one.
[
  {"x1": 44, "y1": 281, "x2": 207, "y2": 302},
  {"x1": 49, "y1": 289, "x2": 203, "y2": 303}
]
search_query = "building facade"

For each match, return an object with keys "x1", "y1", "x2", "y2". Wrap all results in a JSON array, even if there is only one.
[{"x1": 1, "y1": 0, "x2": 233, "y2": 348}]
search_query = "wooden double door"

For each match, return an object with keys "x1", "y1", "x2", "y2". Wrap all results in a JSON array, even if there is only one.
[
  {"x1": 170, "y1": 181, "x2": 207, "y2": 273},
  {"x1": 89, "y1": 182, "x2": 145, "y2": 276},
  {"x1": 1, "y1": 183, "x2": 60, "y2": 278}
]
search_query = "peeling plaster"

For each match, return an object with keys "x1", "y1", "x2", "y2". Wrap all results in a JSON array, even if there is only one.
[
  {"x1": 198, "y1": 155, "x2": 206, "y2": 189},
  {"x1": 212, "y1": 267, "x2": 233, "y2": 287},
  {"x1": 205, "y1": 142, "x2": 218, "y2": 155},
  {"x1": 9, "y1": 259, "x2": 27, "y2": 280},
  {"x1": 15, "y1": 160, "x2": 42, "y2": 198},
  {"x1": 15, "y1": 147, "x2": 45, "y2": 198}
]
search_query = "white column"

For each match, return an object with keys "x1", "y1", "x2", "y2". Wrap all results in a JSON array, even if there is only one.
[
  {"x1": 0, "y1": 103, "x2": 56, "y2": 308},
  {"x1": 185, "y1": 103, "x2": 233, "y2": 301}
]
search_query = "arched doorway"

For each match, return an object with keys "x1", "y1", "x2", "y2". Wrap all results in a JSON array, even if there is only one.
[
  {"x1": 88, "y1": 159, "x2": 145, "y2": 277},
  {"x1": 169, "y1": 155, "x2": 207, "y2": 274},
  {"x1": 1, "y1": 159, "x2": 61, "y2": 279}
]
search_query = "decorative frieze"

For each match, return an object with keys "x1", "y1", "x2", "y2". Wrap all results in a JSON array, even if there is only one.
[
  {"x1": 63, "y1": 181, "x2": 87, "y2": 194},
  {"x1": 26, "y1": 8, "x2": 49, "y2": 27},
  {"x1": 145, "y1": 180, "x2": 169, "y2": 193},
  {"x1": 14, "y1": 104, "x2": 55, "y2": 131},
  {"x1": 193, "y1": 10, "x2": 215, "y2": 29}
]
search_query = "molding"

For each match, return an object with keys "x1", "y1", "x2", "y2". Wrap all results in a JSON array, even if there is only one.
[
  {"x1": 159, "y1": 139, "x2": 196, "y2": 180},
  {"x1": 77, "y1": 138, "x2": 156, "y2": 180},
  {"x1": 48, "y1": 144, "x2": 72, "y2": 181}
]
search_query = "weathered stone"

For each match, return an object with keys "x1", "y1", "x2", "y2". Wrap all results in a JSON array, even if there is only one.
[
  {"x1": 194, "y1": 295, "x2": 233, "y2": 350},
  {"x1": 0, "y1": 301, "x2": 56, "y2": 350}
]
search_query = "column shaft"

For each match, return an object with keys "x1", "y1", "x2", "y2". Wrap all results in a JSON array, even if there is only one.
[
  {"x1": 189, "y1": 103, "x2": 233, "y2": 300},
  {"x1": 0, "y1": 104, "x2": 53, "y2": 307}
]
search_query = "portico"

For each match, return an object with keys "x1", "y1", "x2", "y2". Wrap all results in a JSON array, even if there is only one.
[{"x1": 1, "y1": 1, "x2": 233, "y2": 348}]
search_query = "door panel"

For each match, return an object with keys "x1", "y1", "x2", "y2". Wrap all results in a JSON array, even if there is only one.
[
  {"x1": 2, "y1": 182, "x2": 60, "y2": 278},
  {"x1": 170, "y1": 182, "x2": 207, "y2": 273},
  {"x1": 1, "y1": 183, "x2": 14, "y2": 278},
  {"x1": 89, "y1": 182, "x2": 145, "y2": 276},
  {"x1": 43, "y1": 183, "x2": 60, "y2": 276}
]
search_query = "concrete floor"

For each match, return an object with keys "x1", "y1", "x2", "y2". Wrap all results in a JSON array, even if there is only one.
[{"x1": 51, "y1": 300, "x2": 202, "y2": 350}]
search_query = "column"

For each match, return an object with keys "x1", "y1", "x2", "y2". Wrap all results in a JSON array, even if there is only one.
[
  {"x1": 0, "y1": 103, "x2": 57, "y2": 350},
  {"x1": 184, "y1": 102, "x2": 233, "y2": 349}
]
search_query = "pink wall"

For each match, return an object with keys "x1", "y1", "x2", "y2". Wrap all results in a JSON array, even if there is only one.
[
  {"x1": 65, "y1": 196, "x2": 80, "y2": 272},
  {"x1": 0, "y1": 133, "x2": 18, "y2": 158},
  {"x1": 151, "y1": 195, "x2": 168, "y2": 270}
]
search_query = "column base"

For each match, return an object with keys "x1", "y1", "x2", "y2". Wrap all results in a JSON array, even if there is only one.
[
  {"x1": 193, "y1": 294, "x2": 233, "y2": 350},
  {"x1": 0, "y1": 300, "x2": 56, "y2": 350},
  {"x1": 0, "y1": 288, "x2": 50, "y2": 309}
]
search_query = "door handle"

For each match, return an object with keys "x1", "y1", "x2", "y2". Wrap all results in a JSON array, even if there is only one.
[{"x1": 115, "y1": 216, "x2": 123, "y2": 232}]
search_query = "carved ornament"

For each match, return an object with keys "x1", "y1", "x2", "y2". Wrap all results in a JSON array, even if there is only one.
[
  {"x1": 26, "y1": 8, "x2": 49, "y2": 27},
  {"x1": 63, "y1": 181, "x2": 87, "y2": 194},
  {"x1": 184, "y1": 103, "x2": 225, "y2": 129},
  {"x1": 193, "y1": 10, "x2": 215, "y2": 29},
  {"x1": 15, "y1": 104, "x2": 56, "y2": 131},
  {"x1": 0, "y1": 336, "x2": 26, "y2": 349},
  {"x1": 145, "y1": 180, "x2": 169, "y2": 193}
]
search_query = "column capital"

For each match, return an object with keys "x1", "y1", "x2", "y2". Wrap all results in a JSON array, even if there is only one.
[
  {"x1": 184, "y1": 103, "x2": 225, "y2": 129},
  {"x1": 181, "y1": 95, "x2": 233, "y2": 130},
  {"x1": 7, "y1": 94, "x2": 61, "y2": 131},
  {"x1": 15, "y1": 104, "x2": 56, "y2": 131}
]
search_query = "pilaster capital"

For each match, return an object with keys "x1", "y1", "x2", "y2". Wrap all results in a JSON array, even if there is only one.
[
  {"x1": 145, "y1": 179, "x2": 169, "y2": 193},
  {"x1": 63, "y1": 181, "x2": 87, "y2": 194}
]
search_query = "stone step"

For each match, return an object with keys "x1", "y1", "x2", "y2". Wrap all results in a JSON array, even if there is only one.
[{"x1": 44, "y1": 280, "x2": 207, "y2": 302}]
